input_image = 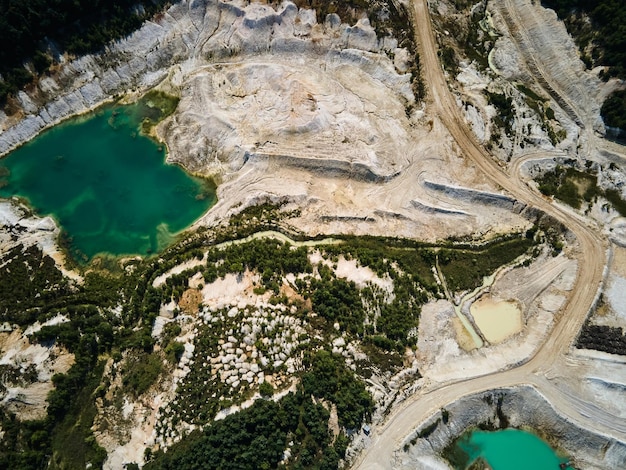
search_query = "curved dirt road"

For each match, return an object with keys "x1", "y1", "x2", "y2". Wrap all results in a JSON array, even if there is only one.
[{"x1": 354, "y1": 1, "x2": 615, "y2": 468}]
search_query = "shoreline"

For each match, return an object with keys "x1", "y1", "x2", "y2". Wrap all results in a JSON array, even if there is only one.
[
  {"x1": 0, "y1": 98, "x2": 216, "y2": 267},
  {"x1": 400, "y1": 385, "x2": 626, "y2": 470},
  {"x1": 0, "y1": 95, "x2": 119, "y2": 159}
]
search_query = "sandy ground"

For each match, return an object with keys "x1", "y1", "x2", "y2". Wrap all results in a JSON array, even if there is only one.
[{"x1": 416, "y1": 251, "x2": 577, "y2": 384}]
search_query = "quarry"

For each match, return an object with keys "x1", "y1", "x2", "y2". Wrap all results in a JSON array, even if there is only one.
[{"x1": 0, "y1": 0, "x2": 625, "y2": 468}]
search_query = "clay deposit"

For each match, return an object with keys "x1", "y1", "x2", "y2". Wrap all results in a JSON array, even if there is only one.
[
  {"x1": 470, "y1": 297, "x2": 522, "y2": 343},
  {"x1": 416, "y1": 252, "x2": 577, "y2": 384}
]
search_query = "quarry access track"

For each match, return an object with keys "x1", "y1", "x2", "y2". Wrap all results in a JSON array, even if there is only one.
[{"x1": 354, "y1": 0, "x2": 618, "y2": 467}]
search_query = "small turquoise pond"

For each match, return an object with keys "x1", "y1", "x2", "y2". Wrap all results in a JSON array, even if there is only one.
[
  {"x1": 0, "y1": 98, "x2": 215, "y2": 262},
  {"x1": 451, "y1": 428, "x2": 570, "y2": 470}
]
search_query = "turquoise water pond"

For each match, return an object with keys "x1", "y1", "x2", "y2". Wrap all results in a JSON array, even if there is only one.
[
  {"x1": 0, "y1": 99, "x2": 215, "y2": 262},
  {"x1": 453, "y1": 428, "x2": 570, "y2": 470}
]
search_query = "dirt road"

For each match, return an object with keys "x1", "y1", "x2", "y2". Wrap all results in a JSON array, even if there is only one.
[{"x1": 354, "y1": 0, "x2": 616, "y2": 467}]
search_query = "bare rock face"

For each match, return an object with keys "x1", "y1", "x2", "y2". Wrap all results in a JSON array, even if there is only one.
[
  {"x1": 0, "y1": 201, "x2": 57, "y2": 257},
  {"x1": 0, "y1": 321, "x2": 74, "y2": 421},
  {"x1": 163, "y1": 57, "x2": 413, "y2": 177},
  {"x1": 150, "y1": 0, "x2": 415, "y2": 180},
  {"x1": 152, "y1": 1, "x2": 529, "y2": 240},
  {"x1": 491, "y1": 0, "x2": 602, "y2": 128},
  {"x1": 487, "y1": 0, "x2": 612, "y2": 158}
]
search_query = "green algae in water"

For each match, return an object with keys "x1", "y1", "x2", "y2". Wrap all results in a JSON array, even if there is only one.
[
  {"x1": 450, "y1": 428, "x2": 570, "y2": 470},
  {"x1": 0, "y1": 98, "x2": 214, "y2": 262}
]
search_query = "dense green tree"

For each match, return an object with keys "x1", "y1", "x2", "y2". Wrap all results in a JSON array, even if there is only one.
[
  {"x1": 302, "y1": 350, "x2": 373, "y2": 430},
  {"x1": 0, "y1": 0, "x2": 170, "y2": 104},
  {"x1": 601, "y1": 89, "x2": 626, "y2": 130},
  {"x1": 145, "y1": 392, "x2": 344, "y2": 470}
]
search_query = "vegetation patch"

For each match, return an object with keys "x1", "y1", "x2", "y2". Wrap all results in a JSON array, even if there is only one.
[
  {"x1": 0, "y1": 0, "x2": 170, "y2": 106},
  {"x1": 0, "y1": 245, "x2": 70, "y2": 325},
  {"x1": 137, "y1": 91, "x2": 180, "y2": 135},
  {"x1": 434, "y1": 0, "x2": 493, "y2": 74},
  {"x1": 121, "y1": 351, "x2": 164, "y2": 398},
  {"x1": 437, "y1": 236, "x2": 534, "y2": 292},
  {"x1": 213, "y1": 202, "x2": 302, "y2": 243},
  {"x1": 577, "y1": 323, "x2": 626, "y2": 356},
  {"x1": 487, "y1": 91, "x2": 515, "y2": 138},
  {"x1": 48, "y1": 361, "x2": 108, "y2": 470},
  {"x1": 147, "y1": 351, "x2": 368, "y2": 469},
  {"x1": 158, "y1": 304, "x2": 309, "y2": 432},
  {"x1": 302, "y1": 350, "x2": 374, "y2": 430},
  {"x1": 536, "y1": 166, "x2": 600, "y2": 209},
  {"x1": 601, "y1": 89, "x2": 626, "y2": 132},
  {"x1": 145, "y1": 390, "x2": 349, "y2": 470},
  {"x1": 536, "y1": 165, "x2": 626, "y2": 216},
  {"x1": 543, "y1": 0, "x2": 626, "y2": 79},
  {"x1": 0, "y1": 245, "x2": 128, "y2": 468}
]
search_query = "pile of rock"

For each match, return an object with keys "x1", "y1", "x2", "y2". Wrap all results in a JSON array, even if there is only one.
[{"x1": 200, "y1": 303, "x2": 307, "y2": 389}]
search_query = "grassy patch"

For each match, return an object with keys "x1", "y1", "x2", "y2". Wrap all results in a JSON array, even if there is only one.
[
  {"x1": 138, "y1": 90, "x2": 180, "y2": 134},
  {"x1": 516, "y1": 84, "x2": 546, "y2": 103},
  {"x1": 359, "y1": 339, "x2": 404, "y2": 374},
  {"x1": 122, "y1": 351, "x2": 163, "y2": 397},
  {"x1": 49, "y1": 361, "x2": 107, "y2": 470},
  {"x1": 487, "y1": 91, "x2": 515, "y2": 137}
]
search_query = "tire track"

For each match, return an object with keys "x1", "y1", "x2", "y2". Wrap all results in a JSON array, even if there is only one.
[{"x1": 354, "y1": 0, "x2": 613, "y2": 467}]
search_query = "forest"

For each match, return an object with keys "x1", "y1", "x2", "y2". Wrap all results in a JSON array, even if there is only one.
[
  {"x1": 0, "y1": 0, "x2": 169, "y2": 104},
  {"x1": 145, "y1": 351, "x2": 369, "y2": 469}
]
